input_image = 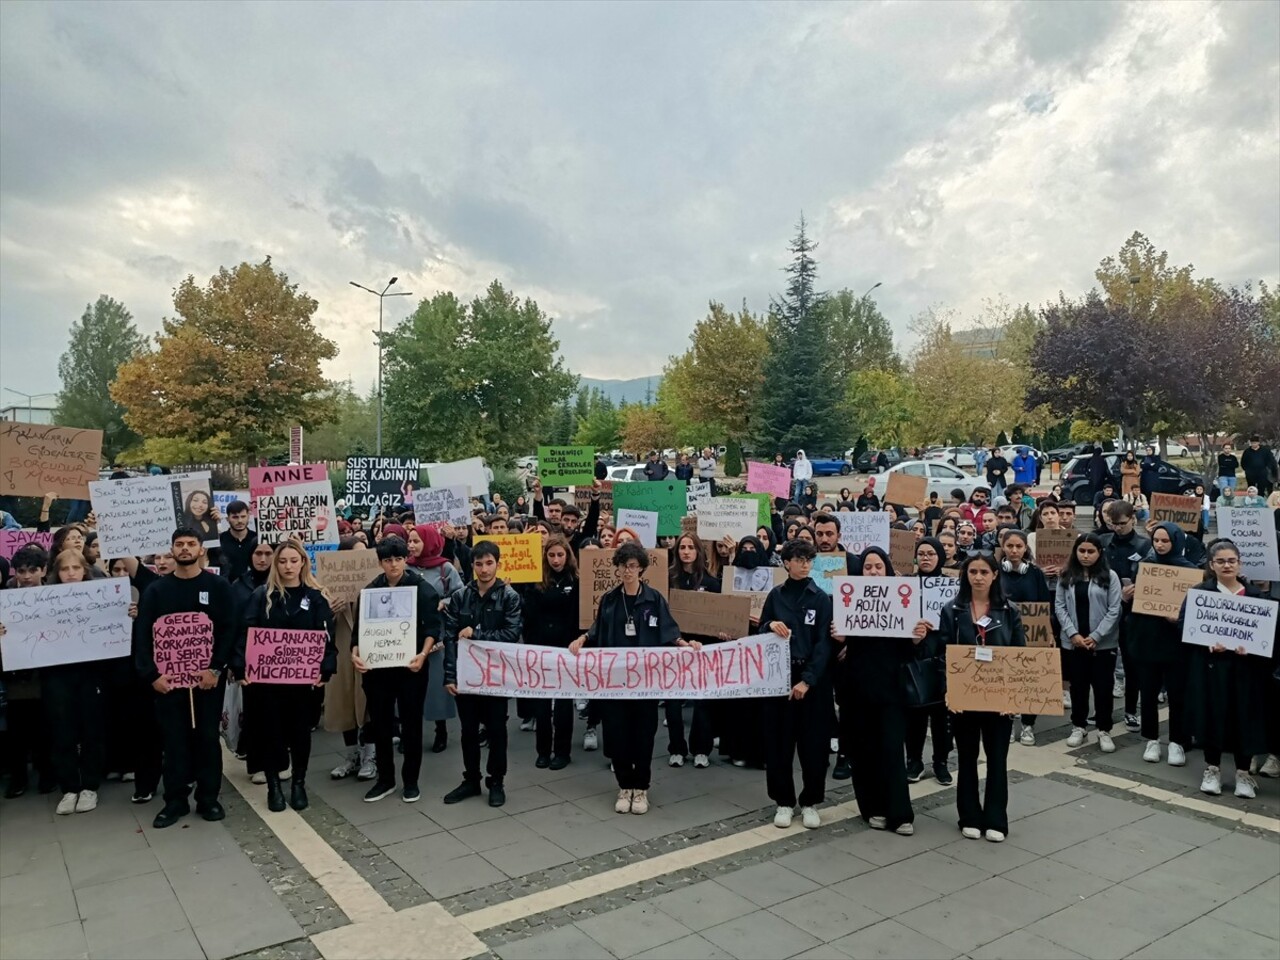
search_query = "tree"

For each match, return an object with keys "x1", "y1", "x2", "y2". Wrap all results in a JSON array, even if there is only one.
[
  {"x1": 620, "y1": 404, "x2": 670, "y2": 456},
  {"x1": 753, "y1": 217, "x2": 844, "y2": 452},
  {"x1": 574, "y1": 391, "x2": 621, "y2": 450},
  {"x1": 54, "y1": 295, "x2": 147, "y2": 463},
  {"x1": 823, "y1": 289, "x2": 899, "y2": 380},
  {"x1": 546, "y1": 396, "x2": 575, "y2": 446},
  {"x1": 845, "y1": 368, "x2": 919, "y2": 449},
  {"x1": 381, "y1": 282, "x2": 577, "y2": 463},
  {"x1": 306, "y1": 381, "x2": 377, "y2": 460},
  {"x1": 112, "y1": 259, "x2": 338, "y2": 462}
]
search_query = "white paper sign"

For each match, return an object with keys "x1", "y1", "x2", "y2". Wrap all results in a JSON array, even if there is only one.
[
  {"x1": 920, "y1": 576, "x2": 961, "y2": 628},
  {"x1": 358, "y1": 586, "x2": 418, "y2": 668},
  {"x1": 90, "y1": 471, "x2": 217, "y2": 557},
  {"x1": 412, "y1": 485, "x2": 472, "y2": 527},
  {"x1": 1181, "y1": 589, "x2": 1277, "y2": 658},
  {"x1": 832, "y1": 575, "x2": 920, "y2": 637},
  {"x1": 425, "y1": 457, "x2": 489, "y2": 497},
  {"x1": 686, "y1": 481, "x2": 711, "y2": 514},
  {"x1": 697, "y1": 498, "x2": 759, "y2": 542},
  {"x1": 0, "y1": 580, "x2": 134, "y2": 670},
  {"x1": 616, "y1": 509, "x2": 659, "y2": 548},
  {"x1": 1216, "y1": 506, "x2": 1280, "y2": 581},
  {"x1": 836, "y1": 511, "x2": 891, "y2": 555},
  {"x1": 213, "y1": 490, "x2": 254, "y2": 533}
]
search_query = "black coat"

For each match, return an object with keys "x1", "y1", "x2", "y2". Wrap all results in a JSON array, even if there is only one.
[
  {"x1": 352, "y1": 567, "x2": 444, "y2": 658},
  {"x1": 442, "y1": 578, "x2": 523, "y2": 685},
  {"x1": 757, "y1": 577, "x2": 834, "y2": 688},
  {"x1": 523, "y1": 571, "x2": 579, "y2": 647},
  {"x1": 232, "y1": 584, "x2": 338, "y2": 682}
]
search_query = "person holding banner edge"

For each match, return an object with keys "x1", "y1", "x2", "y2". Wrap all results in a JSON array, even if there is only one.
[
  {"x1": 997, "y1": 530, "x2": 1053, "y2": 747},
  {"x1": 524, "y1": 535, "x2": 579, "y2": 770},
  {"x1": 667, "y1": 532, "x2": 725, "y2": 768},
  {"x1": 904, "y1": 537, "x2": 954, "y2": 784}
]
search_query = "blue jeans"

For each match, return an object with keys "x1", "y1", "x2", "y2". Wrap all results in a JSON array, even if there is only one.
[
  {"x1": 1216, "y1": 477, "x2": 1237, "y2": 493},
  {"x1": 792, "y1": 479, "x2": 807, "y2": 502}
]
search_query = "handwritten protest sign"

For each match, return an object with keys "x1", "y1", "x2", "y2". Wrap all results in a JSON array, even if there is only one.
[
  {"x1": 945, "y1": 646, "x2": 1064, "y2": 715},
  {"x1": 616, "y1": 509, "x2": 658, "y2": 547},
  {"x1": 0, "y1": 529, "x2": 53, "y2": 561},
  {"x1": 346, "y1": 457, "x2": 420, "y2": 511},
  {"x1": 575, "y1": 481, "x2": 612, "y2": 517},
  {"x1": 537, "y1": 445, "x2": 595, "y2": 485},
  {"x1": 1216, "y1": 506, "x2": 1280, "y2": 580},
  {"x1": 696, "y1": 498, "x2": 759, "y2": 542},
  {"x1": 315, "y1": 549, "x2": 382, "y2": 607},
  {"x1": 1014, "y1": 601, "x2": 1054, "y2": 647},
  {"x1": 686, "y1": 481, "x2": 711, "y2": 514},
  {"x1": 883, "y1": 471, "x2": 927, "y2": 507},
  {"x1": 680, "y1": 515, "x2": 697, "y2": 537},
  {"x1": 1033, "y1": 528, "x2": 1076, "y2": 572},
  {"x1": 669, "y1": 589, "x2": 752, "y2": 639},
  {"x1": 612, "y1": 481, "x2": 686, "y2": 536},
  {"x1": 91, "y1": 471, "x2": 217, "y2": 556},
  {"x1": 474, "y1": 533, "x2": 543, "y2": 583},
  {"x1": 0, "y1": 421, "x2": 103, "y2": 499},
  {"x1": 358, "y1": 587, "x2": 418, "y2": 667},
  {"x1": 746, "y1": 461, "x2": 792, "y2": 500},
  {"x1": 245, "y1": 628, "x2": 327, "y2": 684},
  {"x1": 836, "y1": 511, "x2": 890, "y2": 555},
  {"x1": 0, "y1": 580, "x2": 132, "y2": 670},
  {"x1": 723, "y1": 565, "x2": 785, "y2": 619},
  {"x1": 832, "y1": 576, "x2": 919, "y2": 637},
  {"x1": 213, "y1": 490, "x2": 254, "y2": 533},
  {"x1": 412, "y1": 485, "x2": 471, "y2": 527},
  {"x1": 579, "y1": 548, "x2": 668, "y2": 628},
  {"x1": 1151, "y1": 493, "x2": 1200, "y2": 532},
  {"x1": 728, "y1": 492, "x2": 771, "y2": 528},
  {"x1": 1181, "y1": 590, "x2": 1277, "y2": 657},
  {"x1": 889, "y1": 529, "x2": 916, "y2": 573},
  {"x1": 1134, "y1": 562, "x2": 1203, "y2": 618},
  {"x1": 456, "y1": 635, "x2": 790, "y2": 700},
  {"x1": 920, "y1": 575, "x2": 961, "y2": 627},
  {"x1": 425, "y1": 457, "x2": 488, "y2": 497},
  {"x1": 154, "y1": 612, "x2": 214, "y2": 688},
  {"x1": 812, "y1": 555, "x2": 847, "y2": 595},
  {"x1": 249, "y1": 464, "x2": 338, "y2": 548}
]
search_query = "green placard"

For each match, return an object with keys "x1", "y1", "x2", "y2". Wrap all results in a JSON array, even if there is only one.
[
  {"x1": 611, "y1": 480, "x2": 688, "y2": 536},
  {"x1": 537, "y1": 445, "x2": 596, "y2": 485},
  {"x1": 728, "y1": 491, "x2": 771, "y2": 528}
]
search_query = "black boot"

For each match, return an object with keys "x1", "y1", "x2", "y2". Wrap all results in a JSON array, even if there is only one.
[
  {"x1": 290, "y1": 779, "x2": 308, "y2": 811},
  {"x1": 432, "y1": 722, "x2": 448, "y2": 754},
  {"x1": 266, "y1": 774, "x2": 286, "y2": 813}
]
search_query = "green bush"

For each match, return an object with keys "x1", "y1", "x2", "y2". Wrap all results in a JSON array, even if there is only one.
[{"x1": 724, "y1": 440, "x2": 743, "y2": 478}]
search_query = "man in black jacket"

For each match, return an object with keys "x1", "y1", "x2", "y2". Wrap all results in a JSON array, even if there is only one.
[
  {"x1": 643, "y1": 450, "x2": 670, "y2": 481},
  {"x1": 1241, "y1": 436, "x2": 1276, "y2": 497},
  {"x1": 442, "y1": 540, "x2": 524, "y2": 807},
  {"x1": 217, "y1": 500, "x2": 258, "y2": 582}
]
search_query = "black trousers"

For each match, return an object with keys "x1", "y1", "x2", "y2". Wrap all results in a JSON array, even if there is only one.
[
  {"x1": 763, "y1": 686, "x2": 829, "y2": 807},
  {"x1": 3, "y1": 699, "x2": 52, "y2": 786},
  {"x1": 1138, "y1": 658, "x2": 1188, "y2": 745},
  {"x1": 1119, "y1": 627, "x2": 1140, "y2": 715},
  {"x1": 953, "y1": 712, "x2": 1012, "y2": 834},
  {"x1": 43, "y1": 665, "x2": 105, "y2": 794},
  {"x1": 848, "y1": 701, "x2": 913, "y2": 828},
  {"x1": 718, "y1": 697, "x2": 765, "y2": 766},
  {"x1": 248, "y1": 684, "x2": 318, "y2": 781},
  {"x1": 533, "y1": 698, "x2": 574, "y2": 759},
  {"x1": 665, "y1": 701, "x2": 714, "y2": 758},
  {"x1": 1204, "y1": 748, "x2": 1251, "y2": 770},
  {"x1": 603, "y1": 700, "x2": 659, "y2": 790},
  {"x1": 905, "y1": 702, "x2": 952, "y2": 766},
  {"x1": 1069, "y1": 647, "x2": 1118, "y2": 732},
  {"x1": 155, "y1": 683, "x2": 223, "y2": 805},
  {"x1": 363, "y1": 667, "x2": 429, "y2": 787},
  {"x1": 456, "y1": 693, "x2": 509, "y2": 784}
]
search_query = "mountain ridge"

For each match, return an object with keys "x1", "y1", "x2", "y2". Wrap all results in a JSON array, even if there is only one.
[{"x1": 578, "y1": 375, "x2": 663, "y2": 405}]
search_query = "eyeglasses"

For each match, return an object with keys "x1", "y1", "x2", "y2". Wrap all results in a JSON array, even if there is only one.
[{"x1": 1210, "y1": 557, "x2": 1239, "y2": 566}]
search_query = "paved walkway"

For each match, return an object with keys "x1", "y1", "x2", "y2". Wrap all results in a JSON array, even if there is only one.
[{"x1": 2, "y1": 705, "x2": 1277, "y2": 960}]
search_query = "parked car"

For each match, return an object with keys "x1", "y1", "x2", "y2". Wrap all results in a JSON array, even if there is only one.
[
  {"x1": 925, "y1": 446, "x2": 978, "y2": 469},
  {"x1": 881, "y1": 461, "x2": 987, "y2": 500},
  {"x1": 1142, "y1": 440, "x2": 1191, "y2": 458},
  {"x1": 606, "y1": 464, "x2": 650, "y2": 482},
  {"x1": 515, "y1": 455, "x2": 538, "y2": 471},
  {"x1": 854, "y1": 448, "x2": 905, "y2": 473},
  {"x1": 1060, "y1": 454, "x2": 1202, "y2": 504},
  {"x1": 1047, "y1": 441, "x2": 1115, "y2": 462}
]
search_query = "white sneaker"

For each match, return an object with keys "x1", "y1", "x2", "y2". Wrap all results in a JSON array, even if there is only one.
[
  {"x1": 1235, "y1": 773, "x2": 1258, "y2": 799},
  {"x1": 583, "y1": 727, "x2": 599, "y2": 751},
  {"x1": 868, "y1": 816, "x2": 887, "y2": 830},
  {"x1": 74, "y1": 789, "x2": 98, "y2": 813},
  {"x1": 830, "y1": 738, "x2": 840, "y2": 753},
  {"x1": 1143, "y1": 740, "x2": 1161, "y2": 763},
  {"x1": 985, "y1": 829, "x2": 1005, "y2": 843},
  {"x1": 1259, "y1": 755, "x2": 1280, "y2": 778},
  {"x1": 962, "y1": 827, "x2": 982, "y2": 840},
  {"x1": 279, "y1": 765, "x2": 291, "y2": 781},
  {"x1": 668, "y1": 754, "x2": 684, "y2": 768},
  {"x1": 1009, "y1": 726, "x2": 1016, "y2": 744},
  {"x1": 895, "y1": 822, "x2": 913, "y2": 836},
  {"x1": 774, "y1": 805, "x2": 794, "y2": 828},
  {"x1": 1098, "y1": 732, "x2": 1116, "y2": 753},
  {"x1": 1066, "y1": 727, "x2": 1087, "y2": 747},
  {"x1": 251, "y1": 771, "x2": 267, "y2": 785},
  {"x1": 731, "y1": 759, "x2": 746, "y2": 768},
  {"x1": 331, "y1": 749, "x2": 360, "y2": 780},
  {"x1": 55, "y1": 792, "x2": 77, "y2": 815},
  {"x1": 1063, "y1": 690, "x2": 1072, "y2": 710},
  {"x1": 693, "y1": 754, "x2": 710, "y2": 768},
  {"x1": 1020, "y1": 727, "x2": 1036, "y2": 746},
  {"x1": 802, "y1": 806, "x2": 821, "y2": 829},
  {"x1": 630, "y1": 790, "x2": 650, "y2": 814},
  {"x1": 520, "y1": 719, "x2": 536, "y2": 732},
  {"x1": 1201, "y1": 766, "x2": 1222, "y2": 796},
  {"x1": 1168, "y1": 743, "x2": 1186, "y2": 766},
  {"x1": 356, "y1": 743, "x2": 377, "y2": 781},
  {"x1": 614, "y1": 789, "x2": 632, "y2": 814}
]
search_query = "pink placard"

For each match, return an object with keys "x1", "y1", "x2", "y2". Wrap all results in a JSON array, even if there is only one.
[
  {"x1": 154, "y1": 612, "x2": 213, "y2": 688},
  {"x1": 245, "y1": 627, "x2": 326, "y2": 684},
  {"x1": 248, "y1": 463, "x2": 329, "y2": 498},
  {"x1": 746, "y1": 461, "x2": 793, "y2": 500},
  {"x1": 0, "y1": 529, "x2": 53, "y2": 561}
]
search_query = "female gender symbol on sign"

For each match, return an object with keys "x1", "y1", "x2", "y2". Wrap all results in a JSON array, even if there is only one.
[{"x1": 898, "y1": 584, "x2": 913, "y2": 608}]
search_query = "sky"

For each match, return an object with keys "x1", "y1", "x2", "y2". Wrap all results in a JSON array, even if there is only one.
[{"x1": 1, "y1": 0, "x2": 1277, "y2": 405}]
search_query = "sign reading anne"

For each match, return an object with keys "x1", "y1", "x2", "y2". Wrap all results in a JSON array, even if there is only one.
[
  {"x1": 455, "y1": 635, "x2": 790, "y2": 699},
  {"x1": 250, "y1": 464, "x2": 338, "y2": 548},
  {"x1": 154, "y1": 612, "x2": 213, "y2": 688},
  {"x1": 245, "y1": 628, "x2": 327, "y2": 684}
]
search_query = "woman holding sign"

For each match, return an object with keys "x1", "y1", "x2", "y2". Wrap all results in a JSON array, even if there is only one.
[
  {"x1": 1055, "y1": 533, "x2": 1123, "y2": 753},
  {"x1": 998, "y1": 530, "x2": 1052, "y2": 746},
  {"x1": 904, "y1": 538, "x2": 954, "y2": 784},
  {"x1": 233, "y1": 541, "x2": 337, "y2": 813}
]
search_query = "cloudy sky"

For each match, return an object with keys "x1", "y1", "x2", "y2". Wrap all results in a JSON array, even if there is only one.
[{"x1": 1, "y1": 0, "x2": 1277, "y2": 404}]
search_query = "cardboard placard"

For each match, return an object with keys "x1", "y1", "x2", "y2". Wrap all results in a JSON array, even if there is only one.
[
  {"x1": 153, "y1": 612, "x2": 214, "y2": 688},
  {"x1": 611, "y1": 481, "x2": 687, "y2": 536},
  {"x1": 474, "y1": 533, "x2": 543, "y2": 583},
  {"x1": 696, "y1": 498, "x2": 759, "y2": 542},
  {"x1": 249, "y1": 464, "x2": 338, "y2": 548},
  {"x1": 945, "y1": 645, "x2": 1064, "y2": 715},
  {"x1": 1133, "y1": 562, "x2": 1204, "y2": 618},
  {"x1": 668, "y1": 589, "x2": 753, "y2": 639},
  {"x1": 412, "y1": 485, "x2": 471, "y2": 528},
  {"x1": 616, "y1": 509, "x2": 658, "y2": 548},
  {"x1": 832, "y1": 576, "x2": 919, "y2": 637},
  {"x1": 811, "y1": 555, "x2": 848, "y2": 595},
  {"x1": 836, "y1": 511, "x2": 891, "y2": 555},
  {"x1": 722, "y1": 565, "x2": 785, "y2": 619},
  {"x1": 90, "y1": 471, "x2": 218, "y2": 556},
  {"x1": 575, "y1": 481, "x2": 612, "y2": 517},
  {"x1": 0, "y1": 421, "x2": 103, "y2": 499},
  {"x1": 1181, "y1": 590, "x2": 1277, "y2": 658},
  {"x1": 358, "y1": 586, "x2": 418, "y2": 667},
  {"x1": 883, "y1": 471, "x2": 927, "y2": 507},
  {"x1": 1032, "y1": 528, "x2": 1077, "y2": 572},
  {"x1": 537, "y1": 445, "x2": 596, "y2": 486},
  {"x1": 578, "y1": 548, "x2": 668, "y2": 628},
  {"x1": 889, "y1": 528, "x2": 917, "y2": 574},
  {"x1": 345, "y1": 457, "x2": 420, "y2": 511},
  {"x1": 0, "y1": 529, "x2": 53, "y2": 561},
  {"x1": 686, "y1": 481, "x2": 711, "y2": 514},
  {"x1": 1150, "y1": 493, "x2": 1200, "y2": 532},
  {"x1": 746, "y1": 461, "x2": 793, "y2": 500},
  {"x1": 315, "y1": 549, "x2": 383, "y2": 607},
  {"x1": 245, "y1": 627, "x2": 327, "y2": 684},
  {"x1": 1013, "y1": 601, "x2": 1054, "y2": 647},
  {"x1": 0, "y1": 579, "x2": 133, "y2": 670},
  {"x1": 680, "y1": 515, "x2": 698, "y2": 537},
  {"x1": 1216, "y1": 506, "x2": 1280, "y2": 580}
]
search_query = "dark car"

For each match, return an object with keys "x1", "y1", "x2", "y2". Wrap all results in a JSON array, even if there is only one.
[
  {"x1": 1061, "y1": 454, "x2": 1202, "y2": 504},
  {"x1": 1047, "y1": 441, "x2": 1116, "y2": 463},
  {"x1": 855, "y1": 448, "x2": 905, "y2": 473}
]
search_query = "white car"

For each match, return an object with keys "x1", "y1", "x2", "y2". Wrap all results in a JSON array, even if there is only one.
[
  {"x1": 515, "y1": 456, "x2": 538, "y2": 471},
  {"x1": 924, "y1": 446, "x2": 977, "y2": 469},
  {"x1": 606, "y1": 464, "x2": 649, "y2": 482},
  {"x1": 1142, "y1": 441, "x2": 1190, "y2": 458},
  {"x1": 882, "y1": 461, "x2": 986, "y2": 500}
]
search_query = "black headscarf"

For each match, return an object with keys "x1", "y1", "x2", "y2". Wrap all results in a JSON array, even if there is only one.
[
  {"x1": 1142, "y1": 522, "x2": 1197, "y2": 568},
  {"x1": 915, "y1": 537, "x2": 945, "y2": 577},
  {"x1": 733, "y1": 536, "x2": 767, "y2": 570},
  {"x1": 850, "y1": 545, "x2": 896, "y2": 576}
]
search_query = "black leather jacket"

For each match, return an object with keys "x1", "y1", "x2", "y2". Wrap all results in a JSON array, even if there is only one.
[{"x1": 443, "y1": 578, "x2": 523, "y2": 685}]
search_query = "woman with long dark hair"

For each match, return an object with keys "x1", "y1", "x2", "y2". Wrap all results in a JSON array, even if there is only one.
[
  {"x1": 904, "y1": 538, "x2": 953, "y2": 786},
  {"x1": 182, "y1": 490, "x2": 219, "y2": 543},
  {"x1": 999, "y1": 530, "x2": 1052, "y2": 746},
  {"x1": 524, "y1": 535, "x2": 579, "y2": 769},
  {"x1": 667, "y1": 532, "x2": 723, "y2": 768},
  {"x1": 1056, "y1": 532, "x2": 1122, "y2": 752}
]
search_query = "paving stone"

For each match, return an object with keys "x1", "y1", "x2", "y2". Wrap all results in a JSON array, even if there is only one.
[
  {"x1": 1006, "y1": 805, "x2": 1125, "y2": 856},
  {"x1": 422, "y1": 796, "x2": 510, "y2": 831},
  {"x1": 0, "y1": 867, "x2": 74, "y2": 905},
  {"x1": 1208, "y1": 877, "x2": 1280, "y2": 940},
  {"x1": 969, "y1": 929, "x2": 1086, "y2": 959},
  {"x1": 497, "y1": 924, "x2": 614, "y2": 959},
  {"x1": 167, "y1": 854, "x2": 291, "y2": 925},
  {"x1": 933, "y1": 836, "x2": 1038, "y2": 873},
  {"x1": 828, "y1": 918, "x2": 957, "y2": 959},
  {"x1": 75, "y1": 870, "x2": 178, "y2": 919},
  {"x1": 766, "y1": 886, "x2": 882, "y2": 942},
  {"x1": 64, "y1": 845, "x2": 162, "y2": 888},
  {"x1": 1128, "y1": 915, "x2": 1279, "y2": 960},
  {"x1": 714, "y1": 862, "x2": 820, "y2": 908},
  {"x1": 0, "y1": 840, "x2": 64, "y2": 879},
  {"x1": 1000, "y1": 857, "x2": 1113, "y2": 902},
  {"x1": 482, "y1": 836, "x2": 576, "y2": 877},
  {"x1": 0, "y1": 918, "x2": 89, "y2": 960},
  {"x1": 630, "y1": 933, "x2": 732, "y2": 959},
  {"x1": 896, "y1": 894, "x2": 1022, "y2": 953},
  {"x1": 383, "y1": 830, "x2": 473, "y2": 872},
  {"x1": 1127, "y1": 809, "x2": 1231, "y2": 847},
  {"x1": 1160, "y1": 833, "x2": 1280, "y2": 894},
  {"x1": 420, "y1": 853, "x2": 510, "y2": 899},
  {"x1": 577, "y1": 901, "x2": 693, "y2": 957},
  {"x1": 1025, "y1": 884, "x2": 1195, "y2": 960},
  {"x1": 495, "y1": 784, "x2": 567, "y2": 816},
  {"x1": 701, "y1": 909, "x2": 821, "y2": 960},
  {"x1": 942, "y1": 876, "x2": 1062, "y2": 926},
  {"x1": 356, "y1": 811, "x2": 444, "y2": 846},
  {"x1": 1120, "y1": 859, "x2": 1237, "y2": 912},
  {"x1": 82, "y1": 897, "x2": 192, "y2": 952},
  {"x1": 773, "y1": 844, "x2": 878, "y2": 885},
  {"x1": 193, "y1": 908, "x2": 303, "y2": 960},
  {"x1": 542, "y1": 770, "x2": 624, "y2": 803},
  {"x1": 827, "y1": 826, "x2": 935, "y2": 867},
  {"x1": 874, "y1": 851, "x2": 994, "y2": 896},
  {"x1": 1048, "y1": 824, "x2": 1196, "y2": 882},
  {"x1": 648, "y1": 879, "x2": 757, "y2": 932},
  {"x1": 455, "y1": 817, "x2": 546, "y2": 853},
  {"x1": 789, "y1": 947, "x2": 851, "y2": 960},
  {"x1": 533, "y1": 820, "x2": 637, "y2": 859}
]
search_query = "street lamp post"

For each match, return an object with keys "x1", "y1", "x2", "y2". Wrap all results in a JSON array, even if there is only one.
[
  {"x1": 349, "y1": 278, "x2": 412, "y2": 456},
  {"x1": 860, "y1": 281, "x2": 882, "y2": 302},
  {"x1": 3, "y1": 387, "x2": 57, "y2": 422}
]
